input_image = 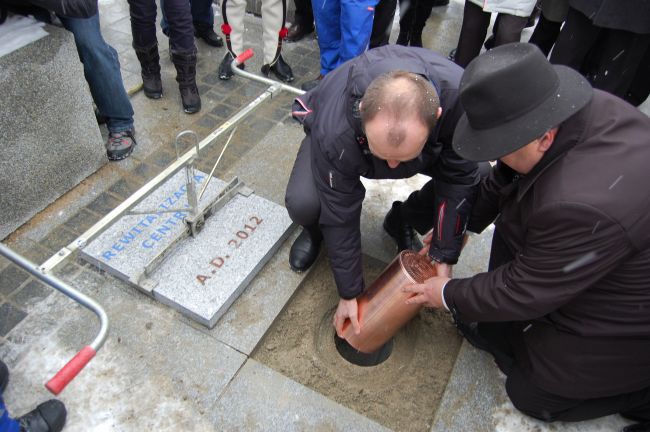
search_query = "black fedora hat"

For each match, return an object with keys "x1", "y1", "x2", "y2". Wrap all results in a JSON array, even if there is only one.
[{"x1": 452, "y1": 43, "x2": 592, "y2": 162}]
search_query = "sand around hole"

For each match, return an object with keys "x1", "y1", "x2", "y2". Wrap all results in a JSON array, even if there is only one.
[{"x1": 253, "y1": 254, "x2": 462, "y2": 431}]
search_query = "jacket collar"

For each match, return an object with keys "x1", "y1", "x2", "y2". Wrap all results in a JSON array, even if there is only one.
[{"x1": 515, "y1": 99, "x2": 593, "y2": 202}]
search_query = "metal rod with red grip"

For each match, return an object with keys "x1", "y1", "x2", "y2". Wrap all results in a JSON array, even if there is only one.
[
  {"x1": 0, "y1": 243, "x2": 109, "y2": 395},
  {"x1": 230, "y1": 48, "x2": 304, "y2": 96},
  {"x1": 235, "y1": 48, "x2": 254, "y2": 66},
  {"x1": 45, "y1": 345, "x2": 96, "y2": 395}
]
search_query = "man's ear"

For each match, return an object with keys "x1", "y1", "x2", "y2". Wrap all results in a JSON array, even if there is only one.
[
  {"x1": 436, "y1": 107, "x2": 442, "y2": 119},
  {"x1": 538, "y1": 127, "x2": 558, "y2": 152}
]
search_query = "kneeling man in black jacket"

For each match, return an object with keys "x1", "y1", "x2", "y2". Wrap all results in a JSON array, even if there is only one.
[{"x1": 285, "y1": 45, "x2": 480, "y2": 336}]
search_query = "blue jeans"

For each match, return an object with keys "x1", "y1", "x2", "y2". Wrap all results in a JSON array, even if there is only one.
[
  {"x1": 59, "y1": 14, "x2": 134, "y2": 133},
  {"x1": 0, "y1": 397, "x2": 20, "y2": 432},
  {"x1": 161, "y1": 0, "x2": 214, "y2": 34}
]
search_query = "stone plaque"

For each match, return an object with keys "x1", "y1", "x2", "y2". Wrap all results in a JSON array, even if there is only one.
[{"x1": 80, "y1": 170, "x2": 294, "y2": 327}]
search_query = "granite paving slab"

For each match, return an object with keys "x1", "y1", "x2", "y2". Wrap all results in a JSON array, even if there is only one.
[
  {"x1": 211, "y1": 359, "x2": 391, "y2": 432},
  {"x1": 80, "y1": 168, "x2": 293, "y2": 327}
]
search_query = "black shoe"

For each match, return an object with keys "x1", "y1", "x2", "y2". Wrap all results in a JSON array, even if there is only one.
[
  {"x1": 0, "y1": 359, "x2": 8, "y2": 395},
  {"x1": 286, "y1": 21, "x2": 314, "y2": 42},
  {"x1": 105, "y1": 129, "x2": 136, "y2": 161},
  {"x1": 18, "y1": 400, "x2": 67, "y2": 432},
  {"x1": 261, "y1": 55, "x2": 294, "y2": 82},
  {"x1": 289, "y1": 227, "x2": 322, "y2": 272},
  {"x1": 452, "y1": 319, "x2": 492, "y2": 352},
  {"x1": 300, "y1": 74, "x2": 323, "y2": 91},
  {"x1": 622, "y1": 422, "x2": 650, "y2": 432},
  {"x1": 219, "y1": 52, "x2": 244, "y2": 80},
  {"x1": 194, "y1": 23, "x2": 224, "y2": 47},
  {"x1": 383, "y1": 201, "x2": 423, "y2": 252}
]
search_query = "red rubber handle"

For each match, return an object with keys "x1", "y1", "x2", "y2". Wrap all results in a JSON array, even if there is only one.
[
  {"x1": 45, "y1": 345, "x2": 96, "y2": 395},
  {"x1": 235, "y1": 49, "x2": 254, "y2": 65}
]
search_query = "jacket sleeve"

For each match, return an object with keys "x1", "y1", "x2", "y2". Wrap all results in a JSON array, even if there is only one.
[
  {"x1": 444, "y1": 202, "x2": 630, "y2": 322},
  {"x1": 467, "y1": 161, "x2": 517, "y2": 234},
  {"x1": 311, "y1": 143, "x2": 366, "y2": 300},
  {"x1": 428, "y1": 140, "x2": 480, "y2": 264},
  {"x1": 24, "y1": 0, "x2": 97, "y2": 17}
]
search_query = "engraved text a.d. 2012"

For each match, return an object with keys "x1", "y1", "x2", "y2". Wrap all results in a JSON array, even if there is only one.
[{"x1": 196, "y1": 215, "x2": 263, "y2": 285}]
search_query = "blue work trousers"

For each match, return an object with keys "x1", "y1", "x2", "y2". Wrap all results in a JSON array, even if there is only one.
[
  {"x1": 0, "y1": 398, "x2": 20, "y2": 432},
  {"x1": 59, "y1": 13, "x2": 134, "y2": 133},
  {"x1": 312, "y1": 0, "x2": 378, "y2": 75}
]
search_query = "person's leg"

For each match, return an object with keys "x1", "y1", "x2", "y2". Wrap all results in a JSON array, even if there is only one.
[
  {"x1": 369, "y1": 0, "x2": 397, "y2": 48},
  {"x1": 190, "y1": 0, "x2": 224, "y2": 46},
  {"x1": 624, "y1": 45, "x2": 650, "y2": 107},
  {"x1": 454, "y1": 0, "x2": 491, "y2": 67},
  {"x1": 219, "y1": 0, "x2": 247, "y2": 79},
  {"x1": 59, "y1": 13, "x2": 137, "y2": 160},
  {"x1": 506, "y1": 366, "x2": 650, "y2": 423},
  {"x1": 285, "y1": 136, "x2": 322, "y2": 272},
  {"x1": 409, "y1": 0, "x2": 435, "y2": 47},
  {"x1": 260, "y1": 0, "x2": 294, "y2": 82},
  {"x1": 0, "y1": 397, "x2": 21, "y2": 432},
  {"x1": 339, "y1": 0, "x2": 378, "y2": 65},
  {"x1": 396, "y1": 0, "x2": 414, "y2": 45},
  {"x1": 163, "y1": 0, "x2": 201, "y2": 113},
  {"x1": 127, "y1": 0, "x2": 158, "y2": 50},
  {"x1": 549, "y1": 6, "x2": 600, "y2": 71},
  {"x1": 528, "y1": 11, "x2": 562, "y2": 57},
  {"x1": 584, "y1": 30, "x2": 650, "y2": 100},
  {"x1": 492, "y1": 12, "x2": 527, "y2": 46},
  {"x1": 287, "y1": 0, "x2": 315, "y2": 41},
  {"x1": 313, "y1": 0, "x2": 342, "y2": 75}
]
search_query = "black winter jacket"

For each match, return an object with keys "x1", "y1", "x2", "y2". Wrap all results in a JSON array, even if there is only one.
[{"x1": 293, "y1": 45, "x2": 479, "y2": 299}]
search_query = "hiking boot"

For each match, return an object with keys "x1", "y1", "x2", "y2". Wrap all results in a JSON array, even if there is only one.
[
  {"x1": 171, "y1": 51, "x2": 201, "y2": 114},
  {"x1": 134, "y1": 43, "x2": 162, "y2": 99},
  {"x1": 106, "y1": 129, "x2": 136, "y2": 161},
  {"x1": 194, "y1": 22, "x2": 223, "y2": 47},
  {"x1": 383, "y1": 201, "x2": 423, "y2": 252},
  {"x1": 289, "y1": 225, "x2": 322, "y2": 272},
  {"x1": 261, "y1": 55, "x2": 294, "y2": 82},
  {"x1": 218, "y1": 51, "x2": 245, "y2": 80},
  {"x1": 17, "y1": 399, "x2": 67, "y2": 432}
]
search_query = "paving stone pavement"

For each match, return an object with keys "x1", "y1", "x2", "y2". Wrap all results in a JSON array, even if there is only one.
[{"x1": 1, "y1": 0, "x2": 648, "y2": 430}]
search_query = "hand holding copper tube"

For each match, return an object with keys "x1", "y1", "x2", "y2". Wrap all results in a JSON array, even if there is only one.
[
  {"x1": 403, "y1": 276, "x2": 451, "y2": 309},
  {"x1": 334, "y1": 297, "x2": 361, "y2": 337}
]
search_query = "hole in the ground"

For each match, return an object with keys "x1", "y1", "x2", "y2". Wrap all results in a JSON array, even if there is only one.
[
  {"x1": 334, "y1": 333, "x2": 393, "y2": 366},
  {"x1": 253, "y1": 254, "x2": 462, "y2": 432}
]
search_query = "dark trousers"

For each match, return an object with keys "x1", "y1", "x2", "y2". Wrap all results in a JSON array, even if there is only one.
[
  {"x1": 128, "y1": 0, "x2": 195, "y2": 53},
  {"x1": 369, "y1": 0, "x2": 396, "y2": 48},
  {"x1": 479, "y1": 229, "x2": 650, "y2": 423},
  {"x1": 550, "y1": 7, "x2": 650, "y2": 102},
  {"x1": 528, "y1": 11, "x2": 562, "y2": 57},
  {"x1": 454, "y1": 0, "x2": 527, "y2": 68},
  {"x1": 293, "y1": 0, "x2": 314, "y2": 26},
  {"x1": 284, "y1": 136, "x2": 441, "y2": 231}
]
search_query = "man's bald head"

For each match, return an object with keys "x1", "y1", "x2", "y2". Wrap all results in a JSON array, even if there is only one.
[{"x1": 360, "y1": 71, "x2": 440, "y2": 148}]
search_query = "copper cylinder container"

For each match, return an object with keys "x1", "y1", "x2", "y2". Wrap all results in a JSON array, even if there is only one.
[{"x1": 340, "y1": 250, "x2": 437, "y2": 354}]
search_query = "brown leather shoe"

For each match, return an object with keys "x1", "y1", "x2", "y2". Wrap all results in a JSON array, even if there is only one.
[{"x1": 286, "y1": 22, "x2": 314, "y2": 42}]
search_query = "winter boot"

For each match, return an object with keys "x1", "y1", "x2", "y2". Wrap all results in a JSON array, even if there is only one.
[
  {"x1": 170, "y1": 51, "x2": 201, "y2": 114},
  {"x1": 134, "y1": 43, "x2": 162, "y2": 99}
]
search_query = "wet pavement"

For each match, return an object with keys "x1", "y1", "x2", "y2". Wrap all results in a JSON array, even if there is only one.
[{"x1": 0, "y1": 0, "x2": 648, "y2": 430}]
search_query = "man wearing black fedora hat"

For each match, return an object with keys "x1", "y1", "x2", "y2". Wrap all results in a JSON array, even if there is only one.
[{"x1": 405, "y1": 42, "x2": 650, "y2": 427}]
